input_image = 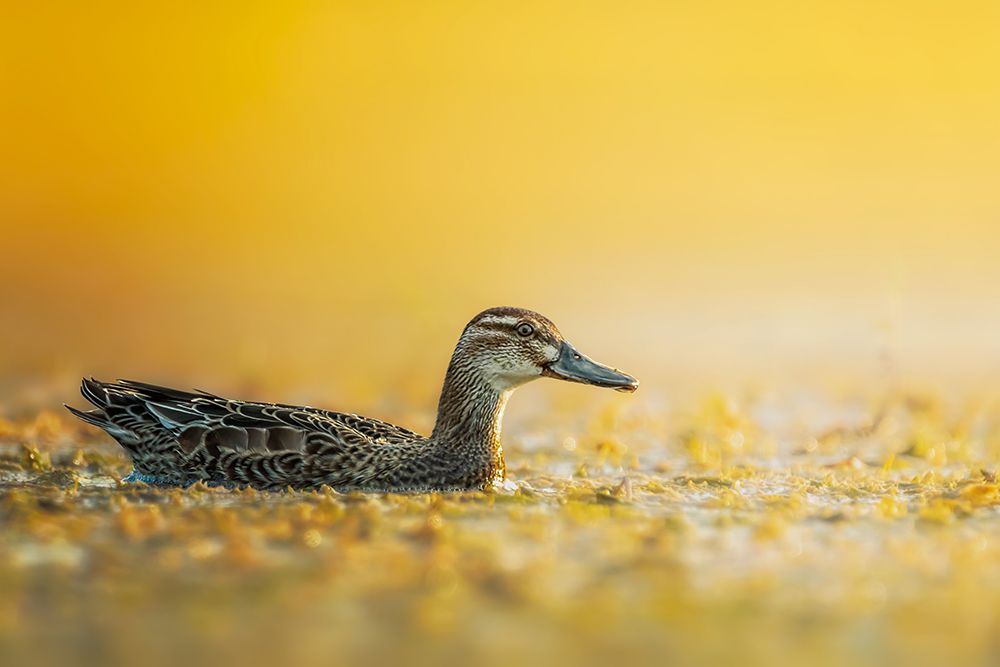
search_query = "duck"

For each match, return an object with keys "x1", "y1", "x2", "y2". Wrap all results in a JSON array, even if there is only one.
[{"x1": 66, "y1": 307, "x2": 638, "y2": 492}]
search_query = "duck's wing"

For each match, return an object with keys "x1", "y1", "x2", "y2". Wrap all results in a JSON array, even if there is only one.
[
  {"x1": 114, "y1": 379, "x2": 421, "y2": 442},
  {"x1": 68, "y1": 378, "x2": 426, "y2": 489}
]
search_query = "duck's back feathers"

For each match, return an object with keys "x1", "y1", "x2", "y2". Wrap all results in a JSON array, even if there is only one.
[{"x1": 69, "y1": 378, "x2": 429, "y2": 490}]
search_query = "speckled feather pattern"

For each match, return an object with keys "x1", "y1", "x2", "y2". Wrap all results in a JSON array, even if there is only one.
[{"x1": 67, "y1": 307, "x2": 575, "y2": 492}]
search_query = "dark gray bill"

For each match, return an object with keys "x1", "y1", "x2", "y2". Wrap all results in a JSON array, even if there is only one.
[{"x1": 542, "y1": 341, "x2": 639, "y2": 393}]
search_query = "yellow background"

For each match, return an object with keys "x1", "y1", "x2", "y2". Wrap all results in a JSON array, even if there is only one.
[{"x1": 2, "y1": 1, "x2": 998, "y2": 406}]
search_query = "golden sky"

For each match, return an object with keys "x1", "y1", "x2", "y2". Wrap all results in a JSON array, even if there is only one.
[{"x1": 2, "y1": 1, "x2": 998, "y2": 398}]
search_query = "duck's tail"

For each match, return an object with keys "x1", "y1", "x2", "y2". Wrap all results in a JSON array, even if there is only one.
[
  {"x1": 64, "y1": 403, "x2": 112, "y2": 429},
  {"x1": 66, "y1": 379, "x2": 136, "y2": 443},
  {"x1": 65, "y1": 378, "x2": 178, "y2": 477}
]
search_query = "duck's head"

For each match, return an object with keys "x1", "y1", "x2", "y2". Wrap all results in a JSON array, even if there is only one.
[{"x1": 456, "y1": 306, "x2": 639, "y2": 393}]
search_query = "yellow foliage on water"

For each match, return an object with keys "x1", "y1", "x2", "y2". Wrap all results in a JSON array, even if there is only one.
[{"x1": 1, "y1": 387, "x2": 1000, "y2": 666}]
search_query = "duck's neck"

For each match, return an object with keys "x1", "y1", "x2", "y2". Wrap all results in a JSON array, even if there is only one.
[{"x1": 430, "y1": 354, "x2": 511, "y2": 484}]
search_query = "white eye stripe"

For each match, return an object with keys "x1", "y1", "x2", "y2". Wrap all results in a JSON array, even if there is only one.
[
  {"x1": 469, "y1": 316, "x2": 539, "y2": 338},
  {"x1": 477, "y1": 316, "x2": 520, "y2": 326}
]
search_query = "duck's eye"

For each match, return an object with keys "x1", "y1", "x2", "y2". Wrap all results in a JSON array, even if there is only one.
[{"x1": 516, "y1": 322, "x2": 535, "y2": 337}]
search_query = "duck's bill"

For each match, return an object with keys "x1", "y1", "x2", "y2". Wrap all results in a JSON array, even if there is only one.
[{"x1": 542, "y1": 341, "x2": 639, "y2": 393}]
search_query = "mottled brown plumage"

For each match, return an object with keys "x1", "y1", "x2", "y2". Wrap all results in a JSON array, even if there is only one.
[{"x1": 66, "y1": 307, "x2": 638, "y2": 492}]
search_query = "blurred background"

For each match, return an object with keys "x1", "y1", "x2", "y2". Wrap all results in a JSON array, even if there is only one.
[
  {"x1": 1, "y1": 0, "x2": 998, "y2": 407},
  {"x1": 3, "y1": 5, "x2": 1000, "y2": 667}
]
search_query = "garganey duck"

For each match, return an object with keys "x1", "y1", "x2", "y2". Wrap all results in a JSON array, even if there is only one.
[{"x1": 66, "y1": 307, "x2": 638, "y2": 492}]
